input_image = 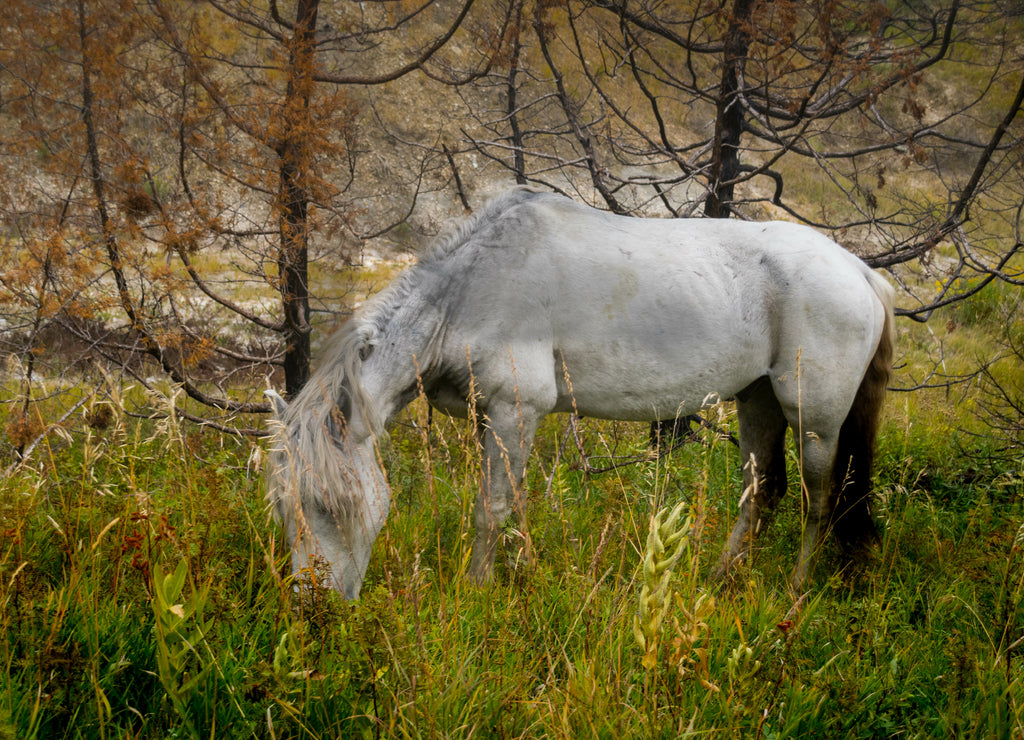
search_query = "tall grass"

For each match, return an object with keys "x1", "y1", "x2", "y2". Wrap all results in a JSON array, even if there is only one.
[{"x1": 0, "y1": 382, "x2": 1021, "y2": 738}]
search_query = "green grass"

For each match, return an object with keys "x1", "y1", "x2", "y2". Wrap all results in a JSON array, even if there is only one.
[{"x1": 0, "y1": 375, "x2": 1021, "y2": 738}]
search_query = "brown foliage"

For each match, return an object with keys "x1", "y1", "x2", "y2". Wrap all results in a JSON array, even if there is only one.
[{"x1": 0, "y1": 0, "x2": 484, "y2": 452}]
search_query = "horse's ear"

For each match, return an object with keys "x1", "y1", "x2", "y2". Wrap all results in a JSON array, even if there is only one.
[{"x1": 265, "y1": 389, "x2": 289, "y2": 419}]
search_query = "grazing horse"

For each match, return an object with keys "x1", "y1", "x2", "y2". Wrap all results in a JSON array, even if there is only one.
[{"x1": 266, "y1": 187, "x2": 894, "y2": 598}]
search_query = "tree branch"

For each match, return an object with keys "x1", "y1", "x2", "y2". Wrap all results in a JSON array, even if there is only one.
[{"x1": 313, "y1": 0, "x2": 477, "y2": 85}]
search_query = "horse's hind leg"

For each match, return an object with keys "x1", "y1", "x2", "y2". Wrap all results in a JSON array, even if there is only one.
[
  {"x1": 719, "y1": 378, "x2": 789, "y2": 577},
  {"x1": 790, "y1": 431, "x2": 840, "y2": 589},
  {"x1": 470, "y1": 400, "x2": 541, "y2": 584}
]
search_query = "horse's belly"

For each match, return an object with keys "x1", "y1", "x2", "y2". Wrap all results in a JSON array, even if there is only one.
[{"x1": 553, "y1": 341, "x2": 768, "y2": 421}]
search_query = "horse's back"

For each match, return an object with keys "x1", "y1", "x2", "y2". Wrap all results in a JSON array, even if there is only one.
[{"x1": 469, "y1": 191, "x2": 873, "y2": 304}]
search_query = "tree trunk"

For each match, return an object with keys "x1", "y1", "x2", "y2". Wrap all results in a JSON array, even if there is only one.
[
  {"x1": 706, "y1": 0, "x2": 754, "y2": 219},
  {"x1": 278, "y1": 0, "x2": 319, "y2": 396},
  {"x1": 506, "y1": 2, "x2": 527, "y2": 185}
]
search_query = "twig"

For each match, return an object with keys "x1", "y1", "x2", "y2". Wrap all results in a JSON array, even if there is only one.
[{"x1": 3, "y1": 392, "x2": 93, "y2": 477}]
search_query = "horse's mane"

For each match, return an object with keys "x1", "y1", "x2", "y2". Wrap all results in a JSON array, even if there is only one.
[
  {"x1": 371, "y1": 187, "x2": 540, "y2": 338},
  {"x1": 357, "y1": 186, "x2": 545, "y2": 337},
  {"x1": 423, "y1": 186, "x2": 543, "y2": 263},
  {"x1": 268, "y1": 316, "x2": 381, "y2": 521},
  {"x1": 269, "y1": 187, "x2": 545, "y2": 519}
]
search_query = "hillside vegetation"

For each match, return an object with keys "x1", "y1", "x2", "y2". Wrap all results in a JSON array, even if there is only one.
[{"x1": 0, "y1": 358, "x2": 1021, "y2": 737}]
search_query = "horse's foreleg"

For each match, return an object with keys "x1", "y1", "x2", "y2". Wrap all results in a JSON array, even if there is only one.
[{"x1": 469, "y1": 402, "x2": 539, "y2": 584}]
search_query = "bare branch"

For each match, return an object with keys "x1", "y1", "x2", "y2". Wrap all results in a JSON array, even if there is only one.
[{"x1": 313, "y1": 0, "x2": 478, "y2": 86}]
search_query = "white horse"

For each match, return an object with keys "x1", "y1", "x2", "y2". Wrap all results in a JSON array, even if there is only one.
[{"x1": 266, "y1": 187, "x2": 895, "y2": 598}]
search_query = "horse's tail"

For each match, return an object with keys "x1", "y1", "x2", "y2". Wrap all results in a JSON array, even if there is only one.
[{"x1": 830, "y1": 271, "x2": 895, "y2": 551}]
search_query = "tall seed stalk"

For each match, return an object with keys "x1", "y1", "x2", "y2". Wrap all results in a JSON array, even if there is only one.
[{"x1": 633, "y1": 501, "x2": 691, "y2": 669}]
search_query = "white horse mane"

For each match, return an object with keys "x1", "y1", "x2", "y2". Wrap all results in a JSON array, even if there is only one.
[
  {"x1": 425, "y1": 187, "x2": 542, "y2": 260},
  {"x1": 330, "y1": 188, "x2": 541, "y2": 346},
  {"x1": 360, "y1": 187, "x2": 544, "y2": 331},
  {"x1": 267, "y1": 319, "x2": 376, "y2": 522}
]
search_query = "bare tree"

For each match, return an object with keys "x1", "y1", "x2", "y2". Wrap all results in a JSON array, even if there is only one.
[
  {"x1": 150, "y1": 0, "x2": 495, "y2": 396},
  {"x1": 0, "y1": 0, "x2": 504, "y2": 460}
]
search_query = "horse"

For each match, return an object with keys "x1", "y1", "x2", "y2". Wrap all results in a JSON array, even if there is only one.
[{"x1": 265, "y1": 187, "x2": 895, "y2": 599}]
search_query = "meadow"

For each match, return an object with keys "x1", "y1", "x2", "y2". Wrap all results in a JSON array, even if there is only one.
[{"x1": 0, "y1": 295, "x2": 1022, "y2": 739}]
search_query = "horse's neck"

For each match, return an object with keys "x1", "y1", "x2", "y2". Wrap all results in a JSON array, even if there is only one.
[{"x1": 360, "y1": 303, "x2": 443, "y2": 430}]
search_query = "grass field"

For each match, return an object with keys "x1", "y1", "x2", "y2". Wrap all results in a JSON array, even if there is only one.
[{"x1": 0, "y1": 288, "x2": 1022, "y2": 739}]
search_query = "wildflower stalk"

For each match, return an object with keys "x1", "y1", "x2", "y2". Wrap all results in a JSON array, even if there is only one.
[{"x1": 633, "y1": 501, "x2": 691, "y2": 669}]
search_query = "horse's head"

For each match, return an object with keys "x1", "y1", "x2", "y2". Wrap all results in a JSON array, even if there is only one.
[{"x1": 265, "y1": 389, "x2": 390, "y2": 599}]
